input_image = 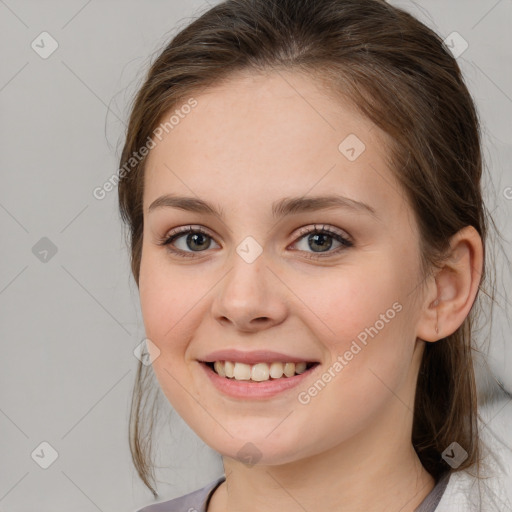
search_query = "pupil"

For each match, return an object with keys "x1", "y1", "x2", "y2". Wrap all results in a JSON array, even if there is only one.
[
  {"x1": 188, "y1": 232, "x2": 210, "y2": 251},
  {"x1": 309, "y1": 233, "x2": 332, "y2": 252}
]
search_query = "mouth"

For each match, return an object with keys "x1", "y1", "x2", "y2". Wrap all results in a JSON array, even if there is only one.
[
  {"x1": 197, "y1": 350, "x2": 322, "y2": 399},
  {"x1": 201, "y1": 360, "x2": 320, "y2": 382},
  {"x1": 199, "y1": 359, "x2": 321, "y2": 399}
]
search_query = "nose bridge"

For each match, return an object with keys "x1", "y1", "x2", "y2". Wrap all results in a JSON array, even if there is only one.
[
  {"x1": 212, "y1": 239, "x2": 287, "y2": 330},
  {"x1": 222, "y1": 241, "x2": 269, "y2": 310}
]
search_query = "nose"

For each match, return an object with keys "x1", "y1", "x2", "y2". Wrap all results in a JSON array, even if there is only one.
[{"x1": 211, "y1": 251, "x2": 288, "y2": 333}]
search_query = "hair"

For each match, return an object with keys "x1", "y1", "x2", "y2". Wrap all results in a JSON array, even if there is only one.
[{"x1": 118, "y1": 0, "x2": 499, "y2": 498}]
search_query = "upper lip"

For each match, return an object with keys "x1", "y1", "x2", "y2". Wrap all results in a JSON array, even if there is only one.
[{"x1": 199, "y1": 349, "x2": 318, "y2": 365}]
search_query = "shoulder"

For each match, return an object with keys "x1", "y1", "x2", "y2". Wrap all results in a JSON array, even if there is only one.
[
  {"x1": 136, "y1": 476, "x2": 225, "y2": 512},
  {"x1": 434, "y1": 402, "x2": 512, "y2": 512},
  {"x1": 433, "y1": 468, "x2": 511, "y2": 512}
]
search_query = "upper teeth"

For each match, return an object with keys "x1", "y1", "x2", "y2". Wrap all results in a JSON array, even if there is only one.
[{"x1": 212, "y1": 361, "x2": 308, "y2": 381}]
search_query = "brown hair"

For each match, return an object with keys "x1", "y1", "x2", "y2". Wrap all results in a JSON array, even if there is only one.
[{"x1": 118, "y1": 0, "x2": 497, "y2": 498}]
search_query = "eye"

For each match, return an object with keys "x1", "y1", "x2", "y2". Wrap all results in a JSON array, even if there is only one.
[
  {"x1": 157, "y1": 225, "x2": 219, "y2": 258},
  {"x1": 289, "y1": 224, "x2": 353, "y2": 259},
  {"x1": 157, "y1": 224, "x2": 353, "y2": 259}
]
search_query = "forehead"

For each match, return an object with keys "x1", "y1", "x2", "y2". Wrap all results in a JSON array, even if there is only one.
[{"x1": 143, "y1": 70, "x2": 403, "y2": 220}]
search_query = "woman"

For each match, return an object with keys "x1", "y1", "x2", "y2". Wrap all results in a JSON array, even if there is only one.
[{"x1": 118, "y1": 0, "x2": 510, "y2": 510}]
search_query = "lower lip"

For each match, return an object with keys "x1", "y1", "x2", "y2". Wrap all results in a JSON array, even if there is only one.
[{"x1": 199, "y1": 362, "x2": 319, "y2": 399}]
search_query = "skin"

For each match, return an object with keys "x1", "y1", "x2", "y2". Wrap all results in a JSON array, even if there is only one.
[{"x1": 138, "y1": 70, "x2": 483, "y2": 512}]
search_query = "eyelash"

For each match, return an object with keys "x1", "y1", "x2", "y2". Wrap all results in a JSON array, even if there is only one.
[{"x1": 156, "y1": 224, "x2": 353, "y2": 260}]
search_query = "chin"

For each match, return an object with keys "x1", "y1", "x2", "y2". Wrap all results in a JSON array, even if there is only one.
[{"x1": 203, "y1": 431, "x2": 311, "y2": 466}]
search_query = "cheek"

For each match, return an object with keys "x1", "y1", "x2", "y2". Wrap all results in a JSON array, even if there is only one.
[
  {"x1": 138, "y1": 256, "x2": 200, "y2": 414},
  {"x1": 138, "y1": 251, "x2": 194, "y2": 357},
  {"x1": 288, "y1": 256, "x2": 417, "y2": 408},
  {"x1": 289, "y1": 258, "x2": 410, "y2": 349}
]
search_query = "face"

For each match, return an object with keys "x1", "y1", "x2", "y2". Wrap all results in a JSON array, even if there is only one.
[{"x1": 139, "y1": 70, "x2": 428, "y2": 465}]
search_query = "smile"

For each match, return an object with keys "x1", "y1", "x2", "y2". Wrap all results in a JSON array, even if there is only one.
[
  {"x1": 199, "y1": 360, "x2": 320, "y2": 399},
  {"x1": 208, "y1": 360, "x2": 317, "y2": 381}
]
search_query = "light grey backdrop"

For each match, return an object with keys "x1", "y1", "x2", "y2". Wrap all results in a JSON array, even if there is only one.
[{"x1": 0, "y1": 1, "x2": 511, "y2": 510}]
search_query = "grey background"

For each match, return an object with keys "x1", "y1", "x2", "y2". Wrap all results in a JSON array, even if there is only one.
[{"x1": 0, "y1": 0, "x2": 510, "y2": 510}]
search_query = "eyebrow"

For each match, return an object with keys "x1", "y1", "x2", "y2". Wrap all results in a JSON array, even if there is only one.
[{"x1": 148, "y1": 194, "x2": 378, "y2": 220}]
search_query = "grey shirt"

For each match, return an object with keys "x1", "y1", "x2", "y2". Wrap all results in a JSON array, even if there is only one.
[{"x1": 137, "y1": 471, "x2": 451, "y2": 512}]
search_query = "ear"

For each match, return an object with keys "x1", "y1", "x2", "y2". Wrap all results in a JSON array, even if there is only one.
[{"x1": 416, "y1": 225, "x2": 484, "y2": 343}]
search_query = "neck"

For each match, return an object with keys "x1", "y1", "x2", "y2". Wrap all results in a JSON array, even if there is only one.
[
  {"x1": 209, "y1": 432, "x2": 435, "y2": 512},
  {"x1": 207, "y1": 342, "x2": 435, "y2": 512}
]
